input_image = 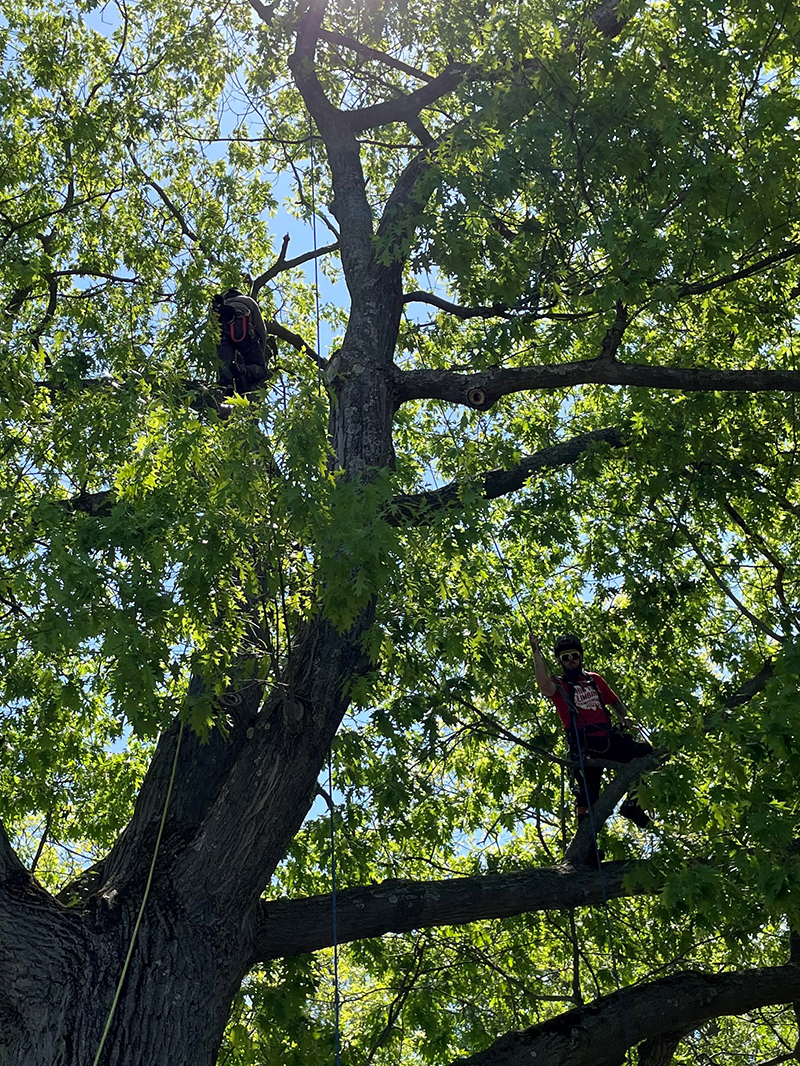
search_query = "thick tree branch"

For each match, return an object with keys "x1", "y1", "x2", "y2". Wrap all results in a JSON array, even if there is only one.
[
  {"x1": 245, "y1": 656, "x2": 769, "y2": 969},
  {"x1": 637, "y1": 1032, "x2": 684, "y2": 1066},
  {"x1": 0, "y1": 823, "x2": 26, "y2": 881},
  {"x1": 563, "y1": 749, "x2": 669, "y2": 867},
  {"x1": 600, "y1": 301, "x2": 628, "y2": 361},
  {"x1": 318, "y1": 30, "x2": 434, "y2": 82},
  {"x1": 588, "y1": 0, "x2": 629, "y2": 36},
  {"x1": 724, "y1": 659, "x2": 774, "y2": 709},
  {"x1": 170, "y1": 614, "x2": 375, "y2": 910},
  {"x1": 451, "y1": 965, "x2": 800, "y2": 1066},
  {"x1": 58, "y1": 489, "x2": 115, "y2": 517},
  {"x1": 402, "y1": 289, "x2": 596, "y2": 323},
  {"x1": 250, "y1": 858, "x2": 652, "y2": 964},
  {"x1": 404, "y1": 290, "x2": 514, "y2": 320},
  {"x1": 343, "y1": 64, "x2": 469, "y2": 133},
  {"x1": 0, "y1": 837, "x2": 96, "y2": 1057},
  {"x1": 790, "y1": 929, "x2": 800, "y2": 1042},
  {"x1": 289, "y1": 0, "x2": 395, "y2": 307},
  {"x1": 386, "y1": 428, "x2": 624, "y2": 525},
  {"x1": 395, "y1": 360, "x2": 800, "y2": 409},
  {"x1": 288, "y1": 0, "x2": 338, "y2": 123},
  {"x1": 266, "y1": 320, "x2": 325, "y2": 369},
  {"x1": 248, "y1": 0, "x2": 275, "y2": 22}
]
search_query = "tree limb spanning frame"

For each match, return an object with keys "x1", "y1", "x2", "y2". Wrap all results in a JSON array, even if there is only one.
[
  {"x1": 250, "y1": 858, "x2": 650, "y2": 963},
  {"x1": 454, "y1": 965, "x2": 800, "y2": 1066},
  {"x1": 395, "y1": 360, "x2": 800, "y2": 410}
]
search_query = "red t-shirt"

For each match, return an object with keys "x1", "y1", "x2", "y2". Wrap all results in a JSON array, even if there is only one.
[{"x1": 550, "y1": 672, "x2": 619, "y2": 734}]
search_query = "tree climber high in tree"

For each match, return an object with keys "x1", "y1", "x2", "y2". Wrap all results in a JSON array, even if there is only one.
[
  {"x1": 212, "y1": 288, "x2": 275, "y2": 392},
  {"x1": 531, "y1": 633, "x2": 654, "y2": 834}
]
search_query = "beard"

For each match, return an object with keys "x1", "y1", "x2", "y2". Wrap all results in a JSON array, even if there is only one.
[{"x1": 562, "y1": 661, "x2": 583, "y2": 678}]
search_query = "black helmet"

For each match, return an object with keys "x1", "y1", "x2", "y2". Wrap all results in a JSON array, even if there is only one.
[{"x1": 554, "y1": 633, "x2": 583, "y2": 658}]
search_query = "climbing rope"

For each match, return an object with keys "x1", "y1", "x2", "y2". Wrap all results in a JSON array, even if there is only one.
[
  {"x1": 91, "y1": 719, "x2": 185, "y2": 1066},
  {"x1": 557, "y1": 676, "x2": 623, "y2": 982},
  {"x1": 555, "y1": 668, "x2": 643, "y2": 1064},
  {"x1": 403, "y1": 326, "x2": 632, "y2": 1021},
  {"x1": 308, "y1": 115, "x2": 323, "y2": 371},
  {"x1": 92, "y1": 110, "x2": 328, "y2": 1066},
  {"x1": 308, "y1": 112, "x2": 342, "y2": 1065},
  {"x1": 328, "y1": 753, "x2": 342, "y2": 1066}
]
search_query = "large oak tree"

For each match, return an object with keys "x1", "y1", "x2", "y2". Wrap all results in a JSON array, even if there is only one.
[{"x1": 2, "y1": 0, "x2": 800, "y2": 1063}]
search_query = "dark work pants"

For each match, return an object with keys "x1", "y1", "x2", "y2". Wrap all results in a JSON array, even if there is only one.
[
  {"x1": 570, "y1": 729, "x2": 652, "y2": 809},
  {"x1": 217, "y1": 335, "x2": 267, "y2": 391}
]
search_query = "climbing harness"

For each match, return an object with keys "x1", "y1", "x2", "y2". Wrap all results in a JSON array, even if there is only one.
[
  {"x1": 91, "y1": 719, "x2": 185, "y2": 1066},
  {"x1": 229, "y1": 313, "x2": 249, "y2": 344},
  {"x1": 551, "y1": 662, "x2": 635, "y2": 1038}
]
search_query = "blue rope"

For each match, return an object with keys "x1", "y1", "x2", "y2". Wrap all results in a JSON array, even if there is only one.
[
  {"x1": 562, "y1": 687, "x2": 623, "y2": 991},
  {"x1": 309, "y1": 109, "x2": 339, "y2": 1066},
  {"x1": 308, "y1": 115, "x2": 322, "y2": 368},
  {"x1": 328, "y1": 752, "x2": 341, "y2": 1066}
]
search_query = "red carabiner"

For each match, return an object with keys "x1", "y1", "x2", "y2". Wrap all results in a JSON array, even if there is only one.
[{"x1": 229, "y1": 314, "x2": 249, "y2": 344}]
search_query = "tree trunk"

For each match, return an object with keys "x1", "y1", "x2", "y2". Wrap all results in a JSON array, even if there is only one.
[
  {"x1": 1, "y1": 869, "x2": 253, "y2": 1066},
  {"x1": 0, "y1": 612, "x2": 380, "y2": 1064}
]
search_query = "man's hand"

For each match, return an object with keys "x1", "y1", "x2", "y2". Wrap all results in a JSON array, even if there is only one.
[{"x1": 529, "y1": 634, "x2": 541, "y2": 653}]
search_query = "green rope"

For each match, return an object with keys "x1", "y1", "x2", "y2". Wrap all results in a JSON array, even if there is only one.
[{"x1": 91, "y1": 719, "x2": 185, "y2": 1066}]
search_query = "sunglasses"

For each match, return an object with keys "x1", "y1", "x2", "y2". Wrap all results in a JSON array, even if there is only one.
[{"x1": 559, "y1": 652, "x2": 581, "y2": 664}]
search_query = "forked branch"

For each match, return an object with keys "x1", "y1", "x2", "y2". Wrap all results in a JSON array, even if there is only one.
[
  {"x1": 563, "y1": 749, "x2": 668, "y2": 867},
  {"x1": 251, "y1": 235, "x2": 340, "y2": 297},
  {"x1": 318, "y1": 30, "x2": 434, "y2": 82}
]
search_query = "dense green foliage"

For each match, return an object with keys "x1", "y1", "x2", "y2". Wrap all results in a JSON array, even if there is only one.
[{"x1": 2, "y1": 0, "x2": 800, "y2": 1061}]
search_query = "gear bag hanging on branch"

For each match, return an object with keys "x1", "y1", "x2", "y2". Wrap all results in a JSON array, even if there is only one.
[{"x1": 212, "y1": 289, "x2": 275, "y2": 392}]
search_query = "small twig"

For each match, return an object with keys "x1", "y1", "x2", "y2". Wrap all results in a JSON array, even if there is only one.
[
  {"x1": 664, "y1": 504, "x2": 784, "y2": 643},
  {"x1": 402, "y1": 289, "x2": 596, "y2": 323}
]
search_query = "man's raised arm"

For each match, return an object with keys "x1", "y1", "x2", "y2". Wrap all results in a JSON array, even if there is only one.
[{"x1": 530, "y1": 635, "x2": 556, "y2": 697}]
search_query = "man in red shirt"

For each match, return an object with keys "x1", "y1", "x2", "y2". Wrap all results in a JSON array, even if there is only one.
[{"x1": 530, "y1": 633, "x2": 652, "y2": 831}]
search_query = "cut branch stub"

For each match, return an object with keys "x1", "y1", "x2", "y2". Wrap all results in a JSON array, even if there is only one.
[{"x1": 467, "y1": 387, "x2": 489, "y2": 409}]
